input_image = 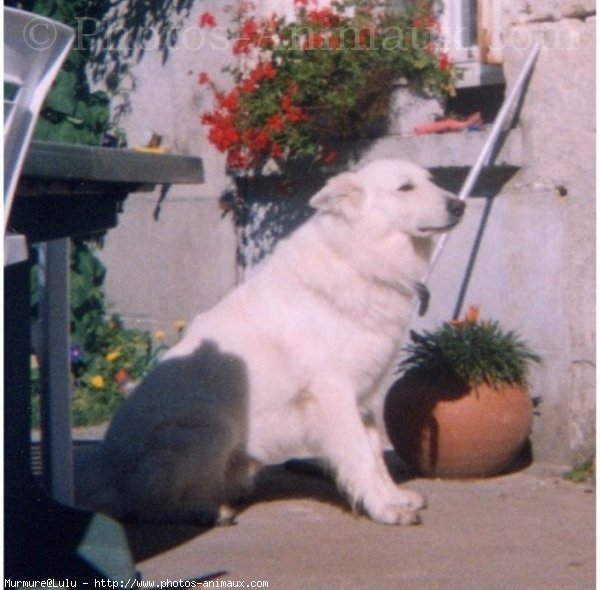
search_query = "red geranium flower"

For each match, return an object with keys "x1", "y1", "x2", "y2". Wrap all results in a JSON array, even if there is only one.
[
  {"x1": 234, "y1": 18, "x2": 261, "y2": 54},
  {"x1": 304, "y1": 32, "x2": 324, "y2": 49},
  {"x1": 199, "y1": 11, "x2": 217, "y2": 28},
  {"x1": 267, "y1": 113, "x2": 285, "y2": 132},
  {"x1": 413, "y1": 15, "x2": 436, "y2": 29},
  {"x1": 226, "y1": 150, "x2": 249, "y2": 169},
  {"x1": 306, "y1": 8, "x2": 340, "y2": 28},
  {"x1": 216, "y1": 90, "x2": 240, "y2": 112},
  {"x1": 198, "y1": 0, "x2": 458, "y2": 172},
  {"x1": 438, "y1": 52, "x2": 450, "y2": 71},
  {"x1": 270, "y1": 143, "x2": 284, "y2": 159},
  {"x1": 328, "y1": 35, "x2": 341, "y2": 49},
  {"x1": 323, "y1": 150, "x2": 338, "y2": 164}
]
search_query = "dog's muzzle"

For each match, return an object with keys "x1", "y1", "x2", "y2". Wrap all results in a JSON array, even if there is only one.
[
  {"x1": 446, "y1": 196, "x2": 466, "y2": 223},
  {"x1": 417, "y1": 195, "x2": 466, "y2": 234}
]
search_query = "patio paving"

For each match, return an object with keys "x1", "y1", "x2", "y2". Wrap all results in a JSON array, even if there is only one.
[{"x1": 94, "y1": 451, "x2": 595, "y2": 590}]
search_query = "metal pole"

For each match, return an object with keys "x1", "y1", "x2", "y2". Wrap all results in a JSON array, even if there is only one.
[
  {"x1": 39, "y1": 238, "x2": 74, "y2": 505},
  {"x1": 423, "y1": 42, "x2": 541, "y2": 287}
]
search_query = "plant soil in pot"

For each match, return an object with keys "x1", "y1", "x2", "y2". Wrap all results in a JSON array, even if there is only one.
[
  {"x1": 384, "y1": 368, "x2": 534, "y2": 478},
  {"x1": 384, "y1": 306, "x2": 540, "y2": 479}
]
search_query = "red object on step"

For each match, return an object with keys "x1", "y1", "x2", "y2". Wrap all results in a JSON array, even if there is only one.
[{"x1": 414, "y1": 112, "x2": 483, "y2": 135}]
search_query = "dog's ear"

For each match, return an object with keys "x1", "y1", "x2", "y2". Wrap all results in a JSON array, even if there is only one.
[{"x1": 309, "y1": 172, "x2": 365, "y2": 217}]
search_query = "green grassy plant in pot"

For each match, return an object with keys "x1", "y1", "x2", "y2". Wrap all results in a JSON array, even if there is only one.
[{"x1": 384, "y1": 306, "x2": 541, "y2": 478}]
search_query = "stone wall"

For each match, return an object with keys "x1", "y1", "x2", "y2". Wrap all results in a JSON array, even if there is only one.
[{"x1": 501, "y1": 3, "x2": 596, "y2": 463}]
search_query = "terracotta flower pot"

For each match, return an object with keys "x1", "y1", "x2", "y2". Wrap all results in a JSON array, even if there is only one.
[{"x1": 384, "y1": 369, "x2": 533, "y2": 478}]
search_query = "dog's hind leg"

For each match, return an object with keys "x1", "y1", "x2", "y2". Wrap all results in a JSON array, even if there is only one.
[
  {"x1": 146, "y1": 449, "x2": 259, "y2": 526},
  {"x1": 309, "y1": 380, "x2": 424, "y2": 525}
]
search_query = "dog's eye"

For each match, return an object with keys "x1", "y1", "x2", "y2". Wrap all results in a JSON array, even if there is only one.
[{"x1": 398, "y1": 183, "x2": 415, "y2": 192}]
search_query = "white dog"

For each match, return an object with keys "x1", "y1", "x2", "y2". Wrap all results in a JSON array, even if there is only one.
[{"x1": 79, "y1": 159, "x2": 464, "y2": 526}]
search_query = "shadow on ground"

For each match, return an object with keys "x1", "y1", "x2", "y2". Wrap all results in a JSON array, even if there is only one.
[
  {"x1": 122, "y1": 458, "x2": 357, "y2": 562},
  {"x1": 74, "y1": 443, "x2": 417, "y2": 563},
  {"x1": 77, "y1": 438, "x2": 555, "y2": 567}
]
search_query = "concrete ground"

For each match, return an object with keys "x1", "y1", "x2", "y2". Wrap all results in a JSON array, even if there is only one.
[{"x1": 108, "y1": 454, "x2": 595, "y2": 590}]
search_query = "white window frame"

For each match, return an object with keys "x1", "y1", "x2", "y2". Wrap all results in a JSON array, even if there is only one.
[{"x1": 440, "y1": 0, "x2": 504, "y2": 88}]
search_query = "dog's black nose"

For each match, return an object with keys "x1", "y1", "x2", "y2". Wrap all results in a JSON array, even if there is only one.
[{"x1": 446, "y1": 198, "x2": 466, "y2": 218}]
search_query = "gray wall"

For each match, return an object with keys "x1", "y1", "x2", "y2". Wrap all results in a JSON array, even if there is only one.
[
  {"x1": 98, "y1": 1, "x2": 595, "y2": 465},
  {"x1": 501, "y1": 4, "x2": 595, "y2": 463},
  {"x1": 97, "y1": 0, "x2": 239, "y2": 340}
]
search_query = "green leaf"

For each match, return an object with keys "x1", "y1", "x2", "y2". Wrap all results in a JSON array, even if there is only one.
[{"x1": 44, "y1": 70, "x2": 78, "y2": 115}]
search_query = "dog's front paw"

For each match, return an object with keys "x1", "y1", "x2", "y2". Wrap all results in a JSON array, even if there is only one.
[
  {"x1": 396, "y1": 488, "x2": 427, "y2": 511},
  {"x1": 367, "y1": 503, "x2": 423, "y2": 526},
  {"x1": 363, "y1": 488, "x2": 426, "y2": 525}
]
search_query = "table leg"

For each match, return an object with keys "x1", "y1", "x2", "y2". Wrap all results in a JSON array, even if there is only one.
[{"x1": 39, "y1": 238, "x2": 74, "y2": 505}]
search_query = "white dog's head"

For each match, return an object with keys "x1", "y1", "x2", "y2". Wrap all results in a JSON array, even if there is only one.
[{"x1": 310, "y1": 159, "x2": 465, "y2": 239}]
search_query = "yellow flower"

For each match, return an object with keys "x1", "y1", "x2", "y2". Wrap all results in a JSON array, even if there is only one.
[
  {"x1": 174, "y1": 320, "x2": 186, "y2": 332},
  {"x1": 105, "y1": 349, "x2": 121, "y2": 363},
  {"x1": 90, "y1": 375, "x2": 105, "y2": 389},
  {"x1": 154, "y1": 330, "x2": 166, "y2": 342}
]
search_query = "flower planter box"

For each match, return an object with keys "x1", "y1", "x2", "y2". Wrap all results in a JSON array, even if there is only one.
[
  {"x1": 231, "y1": 170, "x2": 327, "y2": 274},
  {"x1": 388, "y1": 86, "x2": 445, "y2": 136}
]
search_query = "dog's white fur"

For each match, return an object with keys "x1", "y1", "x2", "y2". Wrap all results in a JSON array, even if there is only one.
[{"x1": 79, "y1": 159, "x2": 464, "y2": 526}]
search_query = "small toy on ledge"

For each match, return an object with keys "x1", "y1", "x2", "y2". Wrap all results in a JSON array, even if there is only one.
[
  {"x1": 134, "y1": 129, "x2": 169, "y2": 154},
  {"x1": 414, "y1": 111, "x2": 483, "y2": 135}
]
